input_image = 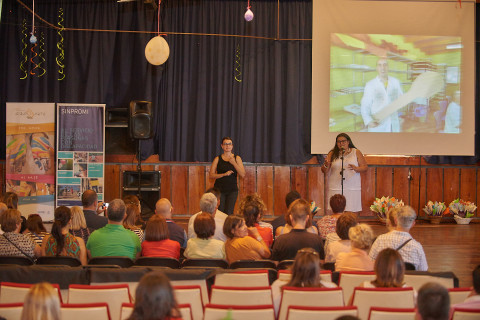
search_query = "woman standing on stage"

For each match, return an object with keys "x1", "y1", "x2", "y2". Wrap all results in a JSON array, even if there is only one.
[
  {"x1": 321, "y1": 133, "x2": 367, "y2": 213},
  {"x1": 210, "y1": 137, "x2": 245, "y2": 215}
]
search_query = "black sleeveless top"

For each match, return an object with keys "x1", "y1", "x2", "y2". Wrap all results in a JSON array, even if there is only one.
[{"x1": 214, "y1": 154, "x2": 238, "y2": 193}]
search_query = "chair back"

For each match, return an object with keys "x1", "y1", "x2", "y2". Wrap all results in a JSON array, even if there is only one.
[
  {"x1": 230, "y1": 260, "x2": 277, "y2": 269},
  {"x1": 451, "y1": 307, "x2": 480, "y2": 320},
  {"x1": 68, "y1": 284, "x2": 131, "y2": 320},
  {"x1": 338, "y1": 271, "x2": 375, "y2": 303},
  {"x1": 278, "y1": 287, "x2": 344, "y2": 320},
  {"x1": 276, "y1": 260, "x2": 294, "y2": 270},
  {"x1": 134, "y1": 257, "x2": 180, "y2": 268},
  {"x1": 449, "y1": 288, "x2": 472, "y2": 305},
  {"x1": 0, "y1": 255, "x2": 34, "y2": 266},
  {"x1": 0, "y1": 282, "x2": 63, "y2": 304},
  {"x1": 368, "y1": 307, "x2": 416, "y2": 320},
  {"x1": 120, "y1": 302, "x2": 133, "y2": 320},
  {"x1": 88, "y1": 256, "x2": 134, "y2": 268},
  {"x1": 286, "y1": 306, "x2": 358, "y2": 320},
  {"x1": 0, "y1": 303, "x2": 24, "y2": 319},
  {"x1": 210, "y1": 285, "x2": 273, "y2": 306},
  {"x1": 61, "y1": 303, "x2": 111, "y2": 320},
  {"x1": 36, "y1": 256, "x2": 82, "y2": 267},
  {"x1": 178, "y1": 303, "x2": 193, "y2": 320},
  {"x1": 404, "y1": 271, "x2": 455, "y2": 291},
  {"x1": 215, "y1": 270, "x2": 270, "y2": 287},
  {"x1": 171, "y1": 280, "x2": 209, "y2": 306},
  {"x1": 351, "y1": 287, "x2": 415, "y2": 320},
  {"x1": 173, "y1": 285, "x2": 204, "y2": 320},
  {"x1": 277, "y1": 270, "x2": 333, "y2": 282},
  {"x1": 182, "y1": 258, "x2": 229, "y2": 269},
  {"x1": 204, "y1": 303, "x2": 275, "y2": 320}
]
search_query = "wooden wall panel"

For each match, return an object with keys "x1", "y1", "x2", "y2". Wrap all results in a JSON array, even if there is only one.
[
  {"x1": 158, "y1": 165, "x2": 172, "y2": 200},
  {"x1": 104, "y1": 164, "x2": 120, "y2": 202},
  {"x1": 291, "y1": 167, "x2": 307, "y2": 198},
  {"x1": 307, "y1": 167, "x2": 324, "y2": 215},
  {"x1": 410, "y1": 167, "x2": 426, "y2": 215},
  {"x1": 393, "y1": 168, "x2": 410, "y2": 206},
  {"x1": 361, "y1": 168, "x2": 376, "y2": 216},
  {"x1": 444, "y1": 168, "x2": 460, "y2": 204},
  {"x1": 425, "y1": 168, "x2": 443, "y2": 203},
  {"x1": 460, "y1": 168, "x2": 477, "y2": 203},
  {"x1": 274, "y1": 166, "x2": 291, "y2": 216},
  {"x1": 376, "y1": 167, "x2": 394, "y2": 198},
  {"x1": 257, "y1": 166, "x2": 274, "y2": 215},
  {"x1": 171, "y1": 166, "x2": 189, "y2": 215},
  {"x1": 188, "y1": 166, "x2": 205, "y2": 214}
]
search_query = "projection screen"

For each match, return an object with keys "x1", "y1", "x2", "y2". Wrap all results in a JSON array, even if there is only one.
[{"x1": 311, "y1": 0, "x2": 475, "y2": 155}]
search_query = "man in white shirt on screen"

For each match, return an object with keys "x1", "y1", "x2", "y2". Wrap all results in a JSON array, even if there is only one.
[
  {"x1": 361, "y1": 57, "x2": 403, "y2": 132},
  {"x1": 444, "y1": 91, "x2": 461, "y2": 133}
]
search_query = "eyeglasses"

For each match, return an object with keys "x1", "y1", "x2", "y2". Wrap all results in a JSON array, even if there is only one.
[
  {"x1": 223, "y1": 142, "x2": 233, "y2": 146},
  {"x1": 337, "y1": 139, "x2": 348, "y2": 144}
]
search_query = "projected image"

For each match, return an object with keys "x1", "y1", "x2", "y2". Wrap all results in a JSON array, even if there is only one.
[{"x1": 329, "y1": 34, "x2": 461, "y2": 133}]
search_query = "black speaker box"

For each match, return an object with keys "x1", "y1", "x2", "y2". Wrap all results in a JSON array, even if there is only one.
[
  {"x1": 129, "y1": 101, "x2": 153, "y2": 139},
  {"x1": 123, "y1": 171, "x2": 161, "y2": 191}
]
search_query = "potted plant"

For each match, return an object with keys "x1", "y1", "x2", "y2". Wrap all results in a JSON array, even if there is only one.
[
  {"x1": 448, "y1": 199, "x2": 477, "y2": 225},
  {"x1": 370, "y1": 196, "x2": 404, "y2": 224},
  {"x1": 422, "y1": 201, "x2": 446, "y2": 224}
]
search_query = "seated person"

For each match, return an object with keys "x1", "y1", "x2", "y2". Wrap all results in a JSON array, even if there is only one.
[
  {"x1": 238, "y1": 194, "x2": 273, "y2": 247},
  {"x1": 184, "y1": 213, "x2": 225, "y2": 259},
  {"x1": 452, "y1": 264, "x2": 480, "y2": 309},
  {"x1": 21, "y1": 282, "x2": 61, "y2": 320},
  {"x1": 335, "y1": 223, "x2": 374, "y2": 271},
  {"x1": 324, "y1": 212, "x2": 357, "y2": 263},
  {"x1": 223, "y1": 215, "x2": 270, "y2": 264},
  {"x1": 317, "y1": 194, "x2": 346, "y2": 239},
  {"x1": 141, "y1": 215, "x2": 180, "y2": 259},
  {"x1": 123, "y1": 203, "x2": 145, "y2": 242},
  {"x1": 0, "y1": 209, "x2": 41, "y2": 259},
  {"x1": 25, "y1": 214, "x2": 49, "y2": 247},
  {"x1": 417, "y1": 282, "x2": 450, "y2": 320},
  {"x1": 69, "y1": 206, "x2": 91, "y2": 244}
]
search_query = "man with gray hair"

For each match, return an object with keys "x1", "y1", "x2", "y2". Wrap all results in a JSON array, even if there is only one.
[
  {"x1": 86, "y1": 199, "x2": 142, "y2": 259},
  {"x1": 369, "y1": 205, "x2": 428, "y2": 271},
  {"x1": 188, "y1": 188, "x2": 227, "y2": 241}
]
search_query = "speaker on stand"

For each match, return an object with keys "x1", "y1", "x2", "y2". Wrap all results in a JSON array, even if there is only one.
[{"x1": 128, "y1": 101, "x2": 155, "y2": 218}]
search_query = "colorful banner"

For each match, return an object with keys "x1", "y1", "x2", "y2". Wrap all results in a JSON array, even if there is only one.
[
  {"x1": 6, "y1": 103, "x2": 56, "y2": 221},
  {"x1": 56, "y1": 104, "x2": 105, "y2": 207}
]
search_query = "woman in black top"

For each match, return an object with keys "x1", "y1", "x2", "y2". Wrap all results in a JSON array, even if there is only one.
[{"x1": 209, "y1": 137, "x2": 246, "y2": 215}]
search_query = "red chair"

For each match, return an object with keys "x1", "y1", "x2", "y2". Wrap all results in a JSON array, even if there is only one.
[
  {"x1": 214, "y1": 270, "x2": 270, "y2": 287},
  {"x1": 209, "y1": 285, "x2": 273, "y2": 306},
  {"x1": 286, "y1": 306, "x2": 358, "y2": 320},
  {"x1": 0, "y1": 282, "x2": 63, "y2": 304},
  {"x1": 448, "y1": 288, "x2": 472, "y2": 305},
  {"x1": 204, "y1": 303, "x2": 275, "y2": 320},
  {"x1": 61, "y1": 303, "x2": 111, "y2": 320},
  {"x1": 368, "y1": 307, "x2": 416, "y2": 320},
  {"x1": 173, "y1": 285, "x2": 204, "y2": 320},
  {"x1": 351, "y1": 287, "x2": 415, "y2": 320},
  {"x1": 450, "y1": 307, "x2": 480, "y2": 320},
  {"x1": 0, "y1": 302, "x2": 24, "y2": 319}
]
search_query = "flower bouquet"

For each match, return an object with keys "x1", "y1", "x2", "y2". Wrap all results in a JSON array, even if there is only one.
[
  {"x1": 423, "y1": 201, "x2": 447, "y2": 224},
  {"x1": 370, "y1": 196, "x2": 404, "y2": 223},
  {"x1": 448, "y1": 199, "x2": 476, "y2": 224}
]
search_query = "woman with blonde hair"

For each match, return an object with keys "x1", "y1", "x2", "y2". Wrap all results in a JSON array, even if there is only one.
[
  {"x1": 335, "y1": 223, "x2": 374, "y2": 271},
  {"x1": 69, "y1": 206, "x2": 91, "y2": 244},
  {"x1": 21, "y1": 282, "x2": 61, "y2": 320},
  {"x1": 123, "y1": 203, "x2": 144, "y2": 242}
]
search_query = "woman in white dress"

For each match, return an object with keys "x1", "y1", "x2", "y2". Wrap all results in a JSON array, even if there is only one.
[{"x1": 321, "y1": 133, "x2": 368, "y2": 212}]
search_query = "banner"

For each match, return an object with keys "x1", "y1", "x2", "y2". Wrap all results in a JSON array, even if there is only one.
[
  {"x1": 56, "y1": 104, "x2": 105, "y2": 207},
  {"x1": 6, "y1": 103, "x2": 56, "y2": 221}
]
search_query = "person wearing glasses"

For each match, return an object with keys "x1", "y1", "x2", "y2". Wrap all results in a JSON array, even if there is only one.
[
  {"x1": 321, "y1": 133, "x2": 367, "y2": 213},
  {"x1": 209, "y1": 137, "x2": 246, "y2": 215}
]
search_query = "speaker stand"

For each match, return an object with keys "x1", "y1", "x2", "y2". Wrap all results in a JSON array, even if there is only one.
[{"x1": 135, "y1": 139, "x2": 155, "y2": 219}]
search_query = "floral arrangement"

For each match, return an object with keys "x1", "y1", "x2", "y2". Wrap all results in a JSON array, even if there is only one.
[
  {"x1": 422, "y1": 201, "x2": 447, "y2": 217},
  {"x1": 448, "y1": 199, "x2": 477, "y2": 218},
  {"x1": 370, "y1": 196, "x2": 404, "y2": 220}
]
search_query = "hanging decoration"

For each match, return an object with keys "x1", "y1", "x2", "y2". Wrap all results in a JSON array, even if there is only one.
[
  {"x1": 37, "y1": 32, "x2": 46, "y2": 77},
  {"x1": 145, "y1": 0, "x2": 170, "y2": 65},
  {"x1": 234, "y1": 43, "x2": 242, "y2": 82},
  {"x1": 29, "y1": 43, "x2": 39, "y2": 76},
  {"x1": 244, "y1": 0, "x2": 254, "y2": 22},
  {"x1": 56, "y1": 8, "x2": 65, "y2": 80},
  {"x1": 30, "y1": 0, "x2": 37, "y2": 44},
  {"x1": 20, "y1": 19, "x2": 28, "y2": 80}
]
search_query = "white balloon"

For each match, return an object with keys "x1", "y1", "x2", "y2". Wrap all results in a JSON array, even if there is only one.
[
  {"x1": 145, "y1": 36, "x2": 170, "y2": 65},
  {"x1": 244, "y1": 8, "x2": 254, "y2": 22}
]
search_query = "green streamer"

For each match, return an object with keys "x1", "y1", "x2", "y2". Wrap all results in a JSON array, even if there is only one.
[
  {"x1": 37, "y1": 32, "x2": 46, "y2": 77},
  {"x1": 20, "y1": 19, "x2": 28, "y2": 79},
  {"x1": 56, "y1": 8, "x2": 65, "y2": 80},
  {"x1": 234, "y1": 43, "x2": 242, "y2": 82}
]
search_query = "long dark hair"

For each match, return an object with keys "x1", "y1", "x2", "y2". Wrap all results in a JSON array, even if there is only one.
[
  {"x1": 3, "y1": 192, "x2": 18, "y2": 209},
  {"x1": 286, "y1": 247, "x2": 322, "y2": 288},
  {"x1": 128, "y1": 272, "x2": 179, "y2": 320},
  {"x1": 372, "y1": 248, "x2": 405, "y2": 288},
  {"x1": 330, "y1": 133, "x2": 356, "y2": 162},
  {"x1": 51, "y1": 206, "x2": 71, "y2": 256},
  {"x1": 26, "y1": 214, "x2": 47, "y2": 234}
]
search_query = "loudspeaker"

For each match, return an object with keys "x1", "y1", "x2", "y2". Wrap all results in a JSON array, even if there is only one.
[{"x1": 129, "y1": 101, "x2": 153, "y2": 139}]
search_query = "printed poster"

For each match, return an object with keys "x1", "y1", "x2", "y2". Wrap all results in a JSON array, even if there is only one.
[
  {"x1": 56, "y1": 104, "x2": 105, "y2": 207},
  {"x1": 6, "y1": 103, "x2": 56, "y2": 221}
]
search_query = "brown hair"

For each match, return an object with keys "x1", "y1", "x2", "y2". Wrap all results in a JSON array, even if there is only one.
[
  {"x1": 3, "y1": 192, "x2": 19, "y2": 209},
  {"x1": 238, "y1": 193, "x2": 266, "y2": 227},
  {"x1": 194, "y1": 213, "x2": 215, "y2": 239},
  {"x1": 223, "y1": 215, "x2": 244, "y2": 239},
  {"x1": 123, "y1": 204, "x2": 141, "y2": 230},
  {"x1": 145, "y1": 215, "x2": 169, "y2": 241},
  {"x1": 372, "y1": 248, "x2": 405, "y2": 288},
  {"x1": 335, "y1": 212, "x2": 357, "y2": 240},
  {"x1": 287, "y1": 199, "x2": 312, "y2": 227},
  {"x1": 0, "y1": 209, "x2": 22, "y2": 232},
  {"x1": 286, "y1": 248, "x2": 322, "y2": 288},
  {"x1": 330, "y1": 194, "x2": 346, "y2": 214},
  {"x1": 26, "y1": 214, "x2": 47, "y2": 234}
]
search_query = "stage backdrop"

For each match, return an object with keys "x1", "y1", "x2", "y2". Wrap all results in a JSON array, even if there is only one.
[
  {"x1": 6, "y1": 103, "x2": 56, "y2": 221},
  {"x1": 56, "y1": 104, "x2": 105, "y2": 207}
]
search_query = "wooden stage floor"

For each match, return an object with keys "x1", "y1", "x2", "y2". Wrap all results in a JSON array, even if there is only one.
[{"x1": 370, "y1": 223, "x2": 480, "y2": 288}]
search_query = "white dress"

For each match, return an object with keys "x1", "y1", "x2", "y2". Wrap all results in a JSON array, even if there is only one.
[{"x1": 327, "y1": 148, "x2": 362, "y2": 212}]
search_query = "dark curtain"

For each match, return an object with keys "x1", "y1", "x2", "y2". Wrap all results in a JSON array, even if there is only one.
[{"x1": 0, "y1": 0, "x2": 313, "y2": 164}]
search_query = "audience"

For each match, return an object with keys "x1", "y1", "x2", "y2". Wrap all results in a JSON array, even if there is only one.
[
  {"x1": 188, "y1": 190, "x2": 227, "y2": 241},
  {"x1": 124, "y1": 202, "x2": 145, "y2": 242},
  {"x1": 155, "y1": 198, "x2": 187, "y2": 247},
  {"x1": 362, "y1": 248, "x2": 408, "y2": 289},
  {"x1": 0, "y1": 208, "x2": 41, "y2": 259},
  {"x1": 276, "y1": 203, "x2": 318, "y2": 237},
  {"x1": 324, "y1": 212, "x2": 357, "y2": 263},
  {"x1": 271, "y1": 199, "x2": 324, "y2": 261},
  {"x1": 0, "y1": 202, "x2": 7, "y2": 235},
  {"x1": 271, "y1": 190, "x2": 301, "y2": 235},
  {"x1": 271, "y1": 247, "x2": 337, "y2": 316},
  {"x1": 369, "y1": 205, "x2": 428, "y2": 271},
  {"x1": 239, "y1": 194, "x2": 273, "y2": 247},
  {"x1": 184, "y1": 212, "x2": 225, "y2": 259},
  {"x1": 86, "y1": 199, "x2": 141, "y2": 259},
  {"x1": 3, "y1": 192, "x2": 27, "y2": 233},
  {"x1": 20, "y1": 282, "x2": 61, "y2": 320},
  {"x1": 335, "y1": 223, "x2": 374, "y2": 271},
  {"x1": 223, "y1": 215, "x2": 270, "y2": 263},
  {"x1": 82, "y1": 189, "x2": 107, "y2": 230},
  {"x1": 318, "y1": 194, "x2": 346, "y2": 239},
  {"x1": 69, "y1": 205, "x2": 91, "y2": 244},
  {"x1": 141, "y1": 215, "x2": 180, "y2": 259},
  {"x1": 42, "y1": 206, "x2": 87, "y2": 265},
  {"x1": 123, "y1": 194, "x2": 145, "y2": 228},
  {"x1": 452, "y1": 264, "x2": 480, "y2": 309},
  {"x1": 127, "y1": 272, "x2": 181, "y2": 320},
  {"x1": 416, "y1": 282, "x2": 450, "y2": 320},
  {"x1": 25, "y1": 214, "x2": 49, "y2": 247}
]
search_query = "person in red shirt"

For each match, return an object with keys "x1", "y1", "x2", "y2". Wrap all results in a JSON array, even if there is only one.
[
  {"x1": 238, "y1": 194, "x2": 273, "y2": 247},
  {"x1": 141, "y1": 215, "x2": 180, "y2": 259}
]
